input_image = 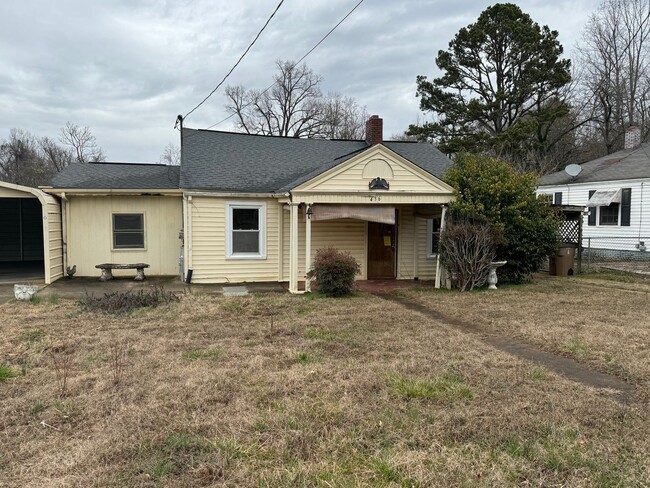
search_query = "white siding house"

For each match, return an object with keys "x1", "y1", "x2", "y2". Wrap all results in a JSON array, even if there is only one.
[{"x1": 538, "y1": 128, "x2": 650, "y2": 256}]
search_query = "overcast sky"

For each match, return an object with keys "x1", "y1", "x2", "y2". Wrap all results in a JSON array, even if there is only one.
[{"x1": 0, "y1": 0, "x2": 601, "y2": 162}]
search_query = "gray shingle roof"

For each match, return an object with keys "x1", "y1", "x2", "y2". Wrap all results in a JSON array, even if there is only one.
[
  {"x1": 180, "y1": 128, "x2": 452, "y2": 192},
  {"x1": 50, "y1": 162, "x2": 180, "y2": 189},
  {"x1": 539, "y1": 144, "x2": 650, "y2": 186}
]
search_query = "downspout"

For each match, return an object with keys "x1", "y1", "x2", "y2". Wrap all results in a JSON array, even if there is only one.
[
  {"x1": 185, "y1": 195, "x2": 193, "y2": 283},
  {"x1": 61, "y1": 192, "x2": 69, "y2": 276}
]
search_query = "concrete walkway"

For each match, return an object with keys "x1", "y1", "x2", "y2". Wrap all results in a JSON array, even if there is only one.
[{"x1": 376, "y1": 293, "x2": 636, "y2": 404}]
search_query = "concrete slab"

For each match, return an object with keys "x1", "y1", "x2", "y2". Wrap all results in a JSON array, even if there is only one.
[{"x1": 222, "y1": 285, "x2": 248, "y2": 297}]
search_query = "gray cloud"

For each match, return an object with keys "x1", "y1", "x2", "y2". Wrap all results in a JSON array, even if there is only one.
[{"x1": 0, "y1": 0, "x2": 600, "y2": 162}]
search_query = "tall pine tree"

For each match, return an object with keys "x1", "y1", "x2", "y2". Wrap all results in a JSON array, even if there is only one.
[{"x1": 409, "y1": 3, "x2": 571, "y2": 168}]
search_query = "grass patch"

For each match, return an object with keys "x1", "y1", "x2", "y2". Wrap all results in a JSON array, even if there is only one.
[
  {"x1": 182, "y1": 348, "x2": 222, "y2": 361},
  {"x1": 21, "y1": 329, "x2": 46, "y2": 345},
  {"x1": 567, "y1": 336, "x2": 590, "y2": 356},
  {"x1": 295, "y1": 352, "x2": 312, "y2": 364},
  {"x1": 529, "y1": 367, "x2": 549, "y2": 380},
  {"x1": 30, "y1": 400, "x2": 46, "y2": 415},
  {"x1": 389, "y1": 374, "x2": 474, "y2": 402},
  {"x1": 48, "y1": 294, "x2": 60, "y2": 304},
  {"x1": 30, "y1": 294, "x2": 42, "y2": 305},
  {"x1": 304, "y1": 327, "x2": 340, "y2": 341},
  {"x1": 0, "y1": 364, "x2": 18, "y2": 381}
]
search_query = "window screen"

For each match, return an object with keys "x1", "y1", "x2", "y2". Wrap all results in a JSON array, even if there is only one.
[
  {"x1": 232, "y1": 207, "x2": 260, "y2": 254},
  {"x1": 113, "y1": 214, "x2": 144, "y2": 249},
  {"x1": 599, "y1": 203, "x2": 619, "y2": 226},
  {"x1": 428, "y1": 218, "x2": 440, "y2": 256}
]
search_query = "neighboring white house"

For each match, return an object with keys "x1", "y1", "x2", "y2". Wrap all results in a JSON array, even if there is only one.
[{"x1": 538, "y1": 127, "x2": 649, "y2": 256}]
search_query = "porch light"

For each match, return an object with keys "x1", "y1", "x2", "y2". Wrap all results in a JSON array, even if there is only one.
[{"x1": 306, "y1": 205, "x2": 313, "y2": 219}]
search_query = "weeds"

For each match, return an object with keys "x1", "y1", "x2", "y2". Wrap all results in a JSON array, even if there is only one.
[
  {"x1": 295, "y1": 352, "x2": 311, "y2": 364},
  {"x1": 30, "y1": 294, "x2": 42, "y2": 305},
  {"x1": 182, "y1": 349, "x2": 222, "y2": 361},
  {"x1": 0, "y1": 364, "x2": 18, "y2": 381},
  {"x1": 389, "y1": 374, "x2": 474, "y2": 401},
  {"x1": 47, "y1": 342, "x2": 75, "y2": 397},
  {"x1": 109, "y1": 338, "x2": 129, "y2": 386},
  {"x1": 567, "y1": 336, "x2": 590, "y2": 356},
  {"x1": 79, "y1": 286, "x2": 179, "y2": 314}
]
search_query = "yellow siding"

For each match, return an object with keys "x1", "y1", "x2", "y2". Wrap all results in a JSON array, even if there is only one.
[
  {"x1": 281, "y1": 214, "x2": 367, "y2": 281},
  {"x1": 415, "y1": 216, "x2": 437, "y2": 280},
  {"x1": 396, "y1": 206, "x2": 437, "y2": 281},
  {"x1": 298, "y1": 147, "x2": 452, "y2": 194},
  {"x1": 67, "y1": 195, "x2": 182, "y2": 277},
  {"x1": 0, "y1": 187, "x2": 38, "y2": 198},
  {"x1": 44, "y1": 198, "x2": 63, "y2": 283},
  {"x1": 190, "y1": 197, "x2": 280, "y2": 283}
]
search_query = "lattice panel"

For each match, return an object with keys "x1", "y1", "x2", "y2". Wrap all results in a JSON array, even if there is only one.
[{"x1": 559, "y1": 220, "x2": 580, "y2": 244}]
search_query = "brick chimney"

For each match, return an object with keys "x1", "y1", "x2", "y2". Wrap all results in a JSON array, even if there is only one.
[
  {"x1": 625, "y1": 126, "x2": 641, "y2": 149},
  {"x1": 365, "y1": 115, "x2": 383, "y2": 145}
]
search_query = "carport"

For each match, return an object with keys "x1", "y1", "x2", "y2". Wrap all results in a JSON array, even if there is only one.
[{"x1": 0, "y1": 181, "x2": 63, "y2": 284}]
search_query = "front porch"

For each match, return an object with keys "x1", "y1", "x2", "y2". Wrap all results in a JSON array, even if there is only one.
[{"x1": 283, "y1": 202, "x2": 449, "y2": 294}]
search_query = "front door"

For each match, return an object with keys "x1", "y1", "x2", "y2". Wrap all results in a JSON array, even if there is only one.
[{"x1": 367, "y1": 221, "x2": 396, "y2": 279}]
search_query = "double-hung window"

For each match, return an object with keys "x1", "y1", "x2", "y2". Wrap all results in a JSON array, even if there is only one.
[
  {"x1": 112, "y1": 213, "x2": 145, "y2": 249},
  {"x1": 226, "y1": 202, "x2": 266, "y2": 259},
  {"x1": 426, "y1": 218, "x2": 441, "y2": 258}
]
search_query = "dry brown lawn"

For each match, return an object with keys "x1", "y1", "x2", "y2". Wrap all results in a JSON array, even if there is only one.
[
  {"x1": 1, "y1": 279, "x2": 649, "y2": 487},
  {"x1": 401, "y1": 273, "x2": 650, "y2": 390}
]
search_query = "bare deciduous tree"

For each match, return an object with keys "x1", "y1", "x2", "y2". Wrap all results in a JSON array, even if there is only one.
[
  {"x1": 0, "y1": 129, "x2": 75, "y2": 186},
  {"x1": 59, "y1": 121, "x2": 106, "y2": 163},
  {"x1": 158, "y1": 143, "x2": 180, "y2": 166},
  {"x1": 225, "y1": 60, "x2": 367, "y2": 139},
  {"x1": 577, "y1": 0, "x2": 650, "y2": 154}
]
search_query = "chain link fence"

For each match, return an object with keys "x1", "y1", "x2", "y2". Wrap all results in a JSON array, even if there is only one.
[{"x1": 583, "y1": 236, "x2": 650, "y2": 274}]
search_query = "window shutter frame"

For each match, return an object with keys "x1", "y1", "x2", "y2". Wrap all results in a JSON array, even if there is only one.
[
  {"x1": 587, "y1": 190, "x2": 596, "y2": 226},
  {"x1": 621, "y1": 188, "x2": 632, "y2": 226}
]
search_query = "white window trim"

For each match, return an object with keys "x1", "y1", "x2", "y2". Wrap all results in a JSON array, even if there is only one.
[
  {"x1": 111, "y1": 212, "x2": 146, "y2": 251},
  {"x1": 596, "y1": 204, "x2": 621, "y2": 227},
  {"x1": 225, "y1": 201, "x2": 267, "y2": 260},
  {"x1": 426, "y1": 218, "x2": 439, "y2": 259}
]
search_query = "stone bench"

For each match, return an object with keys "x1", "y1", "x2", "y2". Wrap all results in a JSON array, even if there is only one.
[{"x1": 95, "y1": 263, "x2": 150, "y2": 282}]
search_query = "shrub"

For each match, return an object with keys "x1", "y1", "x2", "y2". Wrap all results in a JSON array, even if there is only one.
[
  {"x1": 307, "y1": 247, "x2": 360, "y2": 297},
  {"x1": 79, "y1": 286, "x2": 178, "y2": 314},
  {"x1": 444, "y1": 152, "x2": 561, "y2": 282},
  {"x1": 439, "y1": 219, "x2": 500, "y2": 291}
]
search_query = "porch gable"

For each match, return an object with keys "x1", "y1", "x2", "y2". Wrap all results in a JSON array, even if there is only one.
[{"x1": 291, "y1": 145, "x2": 454, "y2": 195}]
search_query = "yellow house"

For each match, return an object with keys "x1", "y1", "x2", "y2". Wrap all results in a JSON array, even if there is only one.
[{"x1": 39, "y1": 115, "x2": 454, "y2": 292}]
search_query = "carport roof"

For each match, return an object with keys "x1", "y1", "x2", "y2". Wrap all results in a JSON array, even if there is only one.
[{"x1": 50, "y1": 162, "x2": 180, "y2": 189}]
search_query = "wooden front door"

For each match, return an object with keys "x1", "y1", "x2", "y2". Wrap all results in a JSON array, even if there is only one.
[{"x1": 367, "y1": 221, "x2": 396, "y2": 279}]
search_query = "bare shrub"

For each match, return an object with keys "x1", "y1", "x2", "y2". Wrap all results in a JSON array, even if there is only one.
[
  {"x1": 439, "y1": 220, "x2": 499, "y2": 291},
  {"x1": 79, "y1": 286, "x2": 179, "y2": 314},
  {"x1": 109, "y1": 338, "x2": 129, "y2": 386},
  {"x1": 47, "y1": 342, "x2": 75, "y2": 397}
]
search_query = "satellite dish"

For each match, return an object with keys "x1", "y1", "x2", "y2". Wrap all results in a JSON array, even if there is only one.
[{"x1": 564, "y1": 164, "x2": 583, "y2": 178}]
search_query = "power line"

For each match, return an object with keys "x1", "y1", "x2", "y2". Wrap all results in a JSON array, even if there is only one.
[
  {"x1": 202, "y1": 0, "x2": 366, "y2": 131},
  {"x1": 182, "y1": 0, "x2": 285, "y2": 121}
]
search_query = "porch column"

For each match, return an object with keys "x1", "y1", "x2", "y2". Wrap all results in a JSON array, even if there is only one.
[
  {"x1": 289, "y1": 202, "x2": 300, "y2": 293},
  {"x1": 305, "y1": 205, "x2": 312, "y2": 292},
  {"x1": 435, "y1": 205, "x2": 448, "y2": 289}
]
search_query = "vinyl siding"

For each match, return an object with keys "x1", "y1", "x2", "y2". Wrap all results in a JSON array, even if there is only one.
[
  {"x1": 44, "y1": 196, "x2": 63, "y2": 283},
  {"x1": 66, "y1": 195, "x2": 182, "y2": 277},
  {"x1": 190, "y1": 197, "x2": 279, "y2": 283},
  {"x1": 281, "y1": 214, "x2": 367, "y2": 281},
  {"x1": 298, "y1": 146, "x2": 451, "y2": 194},
  {"x1": 279, "y1": 204, "x2": 437, "y2": 282},
  {"x1": 538, "y1": 179, "x2": 650, "y2": 245}
]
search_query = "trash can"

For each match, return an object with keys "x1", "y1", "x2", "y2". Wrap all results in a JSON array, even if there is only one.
[{"x1": 552, "y1": 242, "x2": 577, "y2": 276}]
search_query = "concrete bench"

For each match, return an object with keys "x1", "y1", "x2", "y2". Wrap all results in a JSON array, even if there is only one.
[{"x1": 95, "y1": 263, "x2": 150, "y2": 282}]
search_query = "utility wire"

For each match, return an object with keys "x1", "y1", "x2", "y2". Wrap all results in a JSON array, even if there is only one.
[
  {"x1": 182, "y1": 0, "x2": 285, "y2": 121},
  {"x1": 202, "y1": 0, "x2": 366, "y2": 131}
]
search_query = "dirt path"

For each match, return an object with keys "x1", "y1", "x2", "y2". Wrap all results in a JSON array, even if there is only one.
[{"x1": 377, "y1": 293, "x2": 636, "y2": 404}]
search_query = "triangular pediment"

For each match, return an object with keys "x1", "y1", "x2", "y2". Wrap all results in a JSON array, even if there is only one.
[{"x1": 292, "y1": 145, "x2": 453, "y2": 194}]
